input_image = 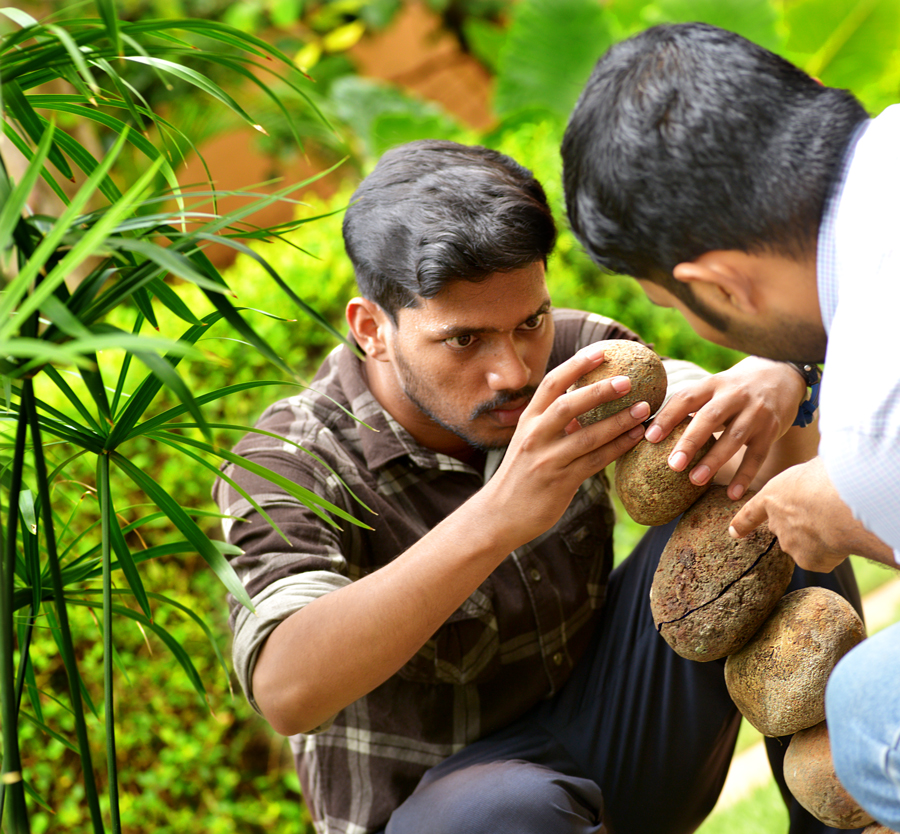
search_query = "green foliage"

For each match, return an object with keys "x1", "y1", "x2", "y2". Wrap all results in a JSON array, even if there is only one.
[
  {"x1": 20, "y1": 561, "x2": 312, "y2": 834},
  {"x1": 493, "y1": 0, "x2": 613, "y2": 120},
  {"x1": 0, "y1": 4, "x2": 359, "y2": 831},
  {"x1": 783, "y1": 0, "x2": 900, "y2": 115}
]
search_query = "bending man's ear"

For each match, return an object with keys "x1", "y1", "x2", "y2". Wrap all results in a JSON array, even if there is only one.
[
  {"x1": 672, "y1": 251, "x2": 760, "y2": 315},
  {"x1": 346, "y1": 297, "x2": 393, "y2": 361}
]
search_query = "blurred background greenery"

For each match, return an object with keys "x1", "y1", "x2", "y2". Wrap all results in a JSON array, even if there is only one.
[{"x1": 10, "y1": 0, "x2": 900, "y2": 831}]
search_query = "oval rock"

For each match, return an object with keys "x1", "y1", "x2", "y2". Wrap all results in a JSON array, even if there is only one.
[
  {"x1": 572, "y1": 339, "x2": 666, "y2": 427},
  {"x1": 784, "y1": 721, "x2": 874, "y2": 829},
  {"x1": 725, "y1": 587, "x2": 866, "y2": 737},
  {"x1": 650, "y1": 486, "x2": 794, "y2": 661},
  {"x1": 615, "y1": 416, "x2": 715, "y2": 526}
]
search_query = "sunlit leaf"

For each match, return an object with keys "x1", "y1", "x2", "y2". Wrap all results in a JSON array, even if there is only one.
[
  {"x1": 494, "y1": 0, "x2": 614, "y2": 119},
  {"x1": 1, "y1": 80, "x2": 74, "y2": 179},
  {"x1": 784, "y1": 0, "x2": 900, "y2": 113},
  {"x1": 0, "y1": 120, "x2": 56, "y2": 254},
  {"x1": 120, "y1": 56, "x2": 267, "y2": 133}
]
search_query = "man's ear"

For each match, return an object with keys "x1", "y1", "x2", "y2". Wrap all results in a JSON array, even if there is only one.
[
  {"x1": 672, "y1": 251, "x2": 759, "y2": 314},
  {"x1": 346, "y1": 297, "x2": 392, "y2": 361}
]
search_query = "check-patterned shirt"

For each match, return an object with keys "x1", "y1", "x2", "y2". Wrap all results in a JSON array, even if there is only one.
[
  {"x1": 816, "y1": 105, "x2": 900, "y2": 561},
  {"x1": 214, "y1": 308, "x2": 704, "y2": 834}
]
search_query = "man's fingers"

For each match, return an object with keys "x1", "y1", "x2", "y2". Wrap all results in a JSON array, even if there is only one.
[
  {"x1": 531, "y1": 343, "x2": 610, "y2": 410},
  {"x1": 646, "y1": 386, "x2": 713, "y2": 443},
  {"x1": 683, "y1": 422, "x2": 767, "y2": 487},
  {"x1": 566, "y1": 409, "x2": 646, "y2": 478},
  {"x1": 558, "y1": 375, "x2": 634, "y2": 425},
  {"x1": 721, "y1": 437, "x2": 771, "y2": 500},
  {"x1": 728, "y1": 494, "x2": 768, "y2": 539}
]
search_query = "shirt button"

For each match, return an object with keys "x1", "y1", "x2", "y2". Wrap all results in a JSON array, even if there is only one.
[
  {"x1": 530, "y1": 569, "x2": 541, "y2": 582},
  {"x1": 553, "y1": 652, "x2": 564, "y2": 666}
]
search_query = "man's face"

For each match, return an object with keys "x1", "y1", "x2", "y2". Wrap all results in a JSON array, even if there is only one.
[
  {"x1": 383, "y1": 262, "x2": 555, "y2": 456},
  {"x1": 637, "y1": 279, "x2": 828, "y2": 364}
]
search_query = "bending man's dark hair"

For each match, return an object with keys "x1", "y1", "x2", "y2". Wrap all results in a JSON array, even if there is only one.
[
  {"x1": 343, "y1": 140, "x2": 556, "y2": 322},
  {"x1": 562, "y1": 22, "x2": 868, "y2": 295}
]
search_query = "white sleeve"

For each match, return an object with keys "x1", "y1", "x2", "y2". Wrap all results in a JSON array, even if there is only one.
[{"x1": 817, "y1": 107, "x2": 900, "y2": 563}]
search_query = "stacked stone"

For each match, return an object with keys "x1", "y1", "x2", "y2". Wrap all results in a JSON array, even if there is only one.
[{"x1": 575, "y1": 341, "x2": 875, "y2": 830}]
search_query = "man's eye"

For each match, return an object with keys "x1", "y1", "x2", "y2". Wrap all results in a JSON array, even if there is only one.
[
  {"x1": 446, "y1": 334, "x2": 474, "y2": 348},
  {"x1": 521, "y1": 314, "x2": 545, "y2": 331}
]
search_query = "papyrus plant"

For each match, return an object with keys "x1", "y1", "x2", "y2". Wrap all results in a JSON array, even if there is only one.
[{"x1": 0, "y1": 4, "x2": 366, "y2": 830}]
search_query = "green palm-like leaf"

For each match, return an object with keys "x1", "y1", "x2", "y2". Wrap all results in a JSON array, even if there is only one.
[
  {"x1": 110, "y1": 452, "x2": 255, "y2": 612},
  {"x1": 0, "y1": 120, "x2": 56, "y2": 252},
  {"x1": 2, "y1": 79, "x2": 74, "y2": 179},
  {"x1": 71, "y1": 597, "x2": 209, "y2": 701}
]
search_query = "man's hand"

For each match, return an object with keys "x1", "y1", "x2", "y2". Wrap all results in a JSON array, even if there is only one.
[
  {"x1": 644, "y1": 356, "x2": 806, "y2": 499},
  {"x1": 484, "y1": 342, "x2": 648, "y2": 543},
  {"x1": 728, "y1": 457, "x2": 893, "y2": 572},
  {"x1": 253, "y1": 341, "x2": 650, "y2": 736}
]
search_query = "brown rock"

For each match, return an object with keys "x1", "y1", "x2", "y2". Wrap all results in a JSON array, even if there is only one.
[
  {"x1": 615, "y1": 417, "x2": 715, "y2": 526},
  {"x1": 784, "y1": 721, "x2": 874, "y2": 829},
  {"x1": 862, "y1": 824, "x2": 899, "y2": 833},
  {"x1": 725, "y1": 588, "x2": 866, "y2": 737},
  {"x1": 650, "y1": 486, "x2": 794, "y2": 661},
  {"x1": 572, "y1": 340, "x2": 666, "y2": 426}
]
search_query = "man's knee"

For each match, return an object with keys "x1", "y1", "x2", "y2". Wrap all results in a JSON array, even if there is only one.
[
  {"x1": 386, "y1": 760, "x2": 604, "y2": 834},
  {"x1": 826, "y1": 627, "x2": 900, "y2": 828}
]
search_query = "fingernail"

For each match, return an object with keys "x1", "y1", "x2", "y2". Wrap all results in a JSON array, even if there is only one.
[
  {"x1": 611, "y1": 375, "x2": 631, "y2": 394},
  {"x1": 579, "y1": 344, "x2": 606, "y2": 360},
  {"x1": 645, "y1": 424, "x2": 662, "y2": 443},
  {"x1": 629, "y1": 401, "x2": 650, "y2": 420},
  {"x1": 690, "y1": 465, "x2": 710, "y2": 485},
  {"x1": 731, "y1": 484, "x2": 745, "y2": 500},
  {"x1": 728, "y1": 525, "x2": 741, "y2": 540},
  {"x1": 668, "y1": 450, "x2": 687, "y2": 471},
  {"x1": 628, "y1": 424, "x2": 645, "y2": 439}
]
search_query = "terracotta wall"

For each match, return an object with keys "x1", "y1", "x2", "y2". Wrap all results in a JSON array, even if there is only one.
[{"x1": 180, "y1": 1, "x2": 495, "y2": 265}]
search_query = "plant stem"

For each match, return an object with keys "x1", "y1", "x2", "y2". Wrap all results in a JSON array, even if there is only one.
[
  {"x1": 24, "y1": 380, "x2": 106, "y2": 832},
  {"x1": 0, "y1": 409, "x2": 30, "y2": 833},
  {"x1": 98, "y1": 453, "x2": 121, "y2": 833}
]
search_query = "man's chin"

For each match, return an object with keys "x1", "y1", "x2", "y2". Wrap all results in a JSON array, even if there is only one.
[{"x1": 458, "y1": 426, "x2": 515, "y2": 453}]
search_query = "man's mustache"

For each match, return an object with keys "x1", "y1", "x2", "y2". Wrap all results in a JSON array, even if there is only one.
[{"x1": 470, "y1": 387, "x2": 538, "y2": 421}]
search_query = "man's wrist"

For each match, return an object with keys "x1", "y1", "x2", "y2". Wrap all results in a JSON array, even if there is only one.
[{"x1": 782, "y1": 361, "x2": 822, "y2": 428}]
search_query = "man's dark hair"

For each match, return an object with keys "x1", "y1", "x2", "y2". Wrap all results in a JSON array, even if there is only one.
[
  {"x1": 561, "y1": 22, "x2": 868, "y2": 294},
  {"x1": 343, "y1": 140, "x2": 557, "y2": 321}
]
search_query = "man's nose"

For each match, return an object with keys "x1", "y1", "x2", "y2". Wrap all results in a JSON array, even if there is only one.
[{"x1": 486, "y1": 339, "x2": 530, "y2": 391}]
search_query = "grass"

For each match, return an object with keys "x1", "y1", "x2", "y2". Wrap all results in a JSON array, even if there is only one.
[{"x1": 698, "y1": 779, "x2": 789, "y2": 834}]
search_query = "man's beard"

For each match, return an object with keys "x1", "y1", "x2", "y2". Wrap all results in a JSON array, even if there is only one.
[
  {"x1": 721, "y1": 315, "x2": 828, "y2": 364},
  {"x1": 394, "y1": 349, "x2": 536, "y2": 452},
  {"x1": 679, "y1": 279, "x2": 828, "y2": 363}
]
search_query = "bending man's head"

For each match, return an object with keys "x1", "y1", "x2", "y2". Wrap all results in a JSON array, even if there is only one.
[
  {"x1": 343, "y1": 140, "x2": 557, "y2": 323},
  {"x1": 561, "y1": 22, "x2": 868, "y2": 311}
]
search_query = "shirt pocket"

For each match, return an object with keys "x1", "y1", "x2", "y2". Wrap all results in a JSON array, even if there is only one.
[
  {"x1": 557, "y1": 486, "x2": 616, "y2": 610},
  {"x1": 396, "y1": 582, "x2": 501, "y2": 685}
]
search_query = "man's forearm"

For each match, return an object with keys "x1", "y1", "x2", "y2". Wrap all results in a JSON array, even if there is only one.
[{"x1": 251, "y1": 488, "x2": 525, "y2": 736}]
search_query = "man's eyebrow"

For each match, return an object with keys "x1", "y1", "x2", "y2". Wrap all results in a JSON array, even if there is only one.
[{"x1": 436, "y1": 300, "x2": 552, "y2": 338}]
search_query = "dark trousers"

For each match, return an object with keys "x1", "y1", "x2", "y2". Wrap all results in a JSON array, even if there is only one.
[{"x1": 384, "y1": 521, "x2": 863, "y2": 834}]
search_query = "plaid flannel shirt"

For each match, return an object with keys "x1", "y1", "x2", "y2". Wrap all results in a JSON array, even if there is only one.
[{"x1": 213, "y1": 308, "x2": 706, "y2": 833}]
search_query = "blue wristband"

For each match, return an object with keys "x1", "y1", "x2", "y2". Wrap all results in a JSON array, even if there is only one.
[
  {"x1": 783, "y1": 361, "x2": 822, "y2": 427},
  {"x1": 793, "y1": 380, "x2": 820, "y2": 428}
]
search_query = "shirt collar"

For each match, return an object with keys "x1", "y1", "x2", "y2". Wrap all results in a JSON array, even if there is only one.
[
  {"x1": 334, "y1": 343, "x2": 483, "y2": 475},
  {"x1": 817, "y1": 119, "x2": 870, "y2": 333}
]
